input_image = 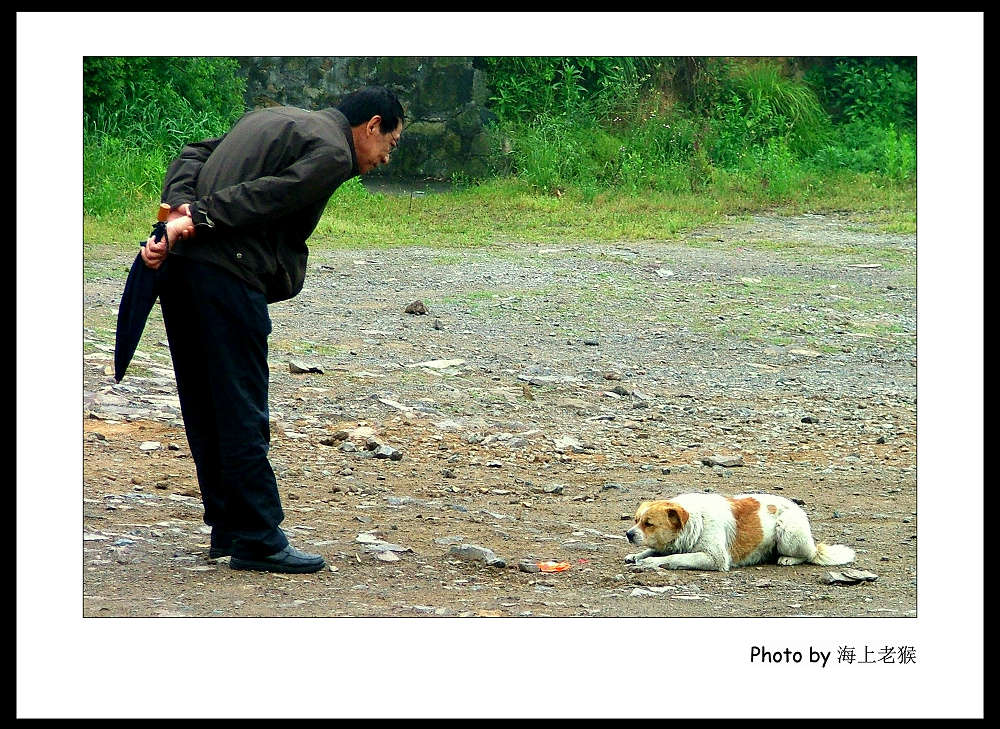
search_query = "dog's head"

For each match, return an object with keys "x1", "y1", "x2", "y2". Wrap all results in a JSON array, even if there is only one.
[{"x1": 626, "y1": 500, "x2": 690, "y2": 551}]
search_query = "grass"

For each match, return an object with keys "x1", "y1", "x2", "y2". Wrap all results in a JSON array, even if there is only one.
[{"x1": 83, "y1": 174, "x2": 915, "y2": 255}]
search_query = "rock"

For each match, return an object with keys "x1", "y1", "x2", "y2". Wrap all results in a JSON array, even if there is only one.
[
  {"x1": 374, "y1": 445, "x2": 403, "y2": 461},
  {"x1": 448, "y1": 543, "x2": 505, "y2": 567},
  {"x1": 701, "y1": 454, "x2": 744, "y2": 468},
  {"x1": 822, "y1": 569, "x2": 878, "y2": 585},
  {"x1": 544, "y1": 484, "x2": 565, "y2": 494},
  {"x1": 288, "y1": 360, "x2": 324, "y2": 374},
  {"x1": 404, "y1": 300, "x2": 428, "y2": 315},
  {"x1": 801, "y1": 415, "x2": 820, "y2": 424},
  {"x1": 518, "y1": 560, "x2": 541, "y2": 573},
  {"x1": 139, "y1": 441, "x2": 161, "y2": 452},
  {"x1": 408, "y1": 358, "x2": 465, "y2": 369},
  {"x1": 554, "y1": 435, "x2": 590, "y2": 454},
  {"x1": 788, "y1": 348, "x2": 823, "y2": 358}
]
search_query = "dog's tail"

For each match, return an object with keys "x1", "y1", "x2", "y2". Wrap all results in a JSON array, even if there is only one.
[{"x1": 809, "y1": 542, "x2": 856, "y2": 566}]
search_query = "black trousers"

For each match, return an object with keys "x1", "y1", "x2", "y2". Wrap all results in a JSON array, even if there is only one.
[{"x1": 159, "y1": 255, "x2": 288, "y2": 557}]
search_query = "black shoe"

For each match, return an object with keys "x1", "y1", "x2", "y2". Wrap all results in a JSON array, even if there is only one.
[
  {"x1": 230, "y1": 544, "x2": 326, "y2": 574},
  {"x1": 208, "y1": 544, "x2": 233, "y2": 559}
]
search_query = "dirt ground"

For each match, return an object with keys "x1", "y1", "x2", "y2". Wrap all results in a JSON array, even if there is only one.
[{"x1": 82, "y1": 211, "x2": 916, "y2": 618}]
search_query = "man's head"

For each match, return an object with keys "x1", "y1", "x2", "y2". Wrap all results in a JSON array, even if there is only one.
[{"x1": 338, "y1": 86, "x2": 405, "y2": 174}]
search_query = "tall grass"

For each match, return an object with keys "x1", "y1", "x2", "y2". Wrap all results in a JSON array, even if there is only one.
[{"x1": 83, "y1": 57, "x2": 245, "y2": 217}]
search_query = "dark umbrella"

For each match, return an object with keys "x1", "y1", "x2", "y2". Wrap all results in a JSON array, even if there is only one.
[{"x1": 113, "y1": 204, "x2": 170, "y2": 383}]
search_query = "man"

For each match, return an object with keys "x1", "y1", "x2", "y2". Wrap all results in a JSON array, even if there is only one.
[{"x1": 142, "y1": 86, "x2": 404, "y2": 573}]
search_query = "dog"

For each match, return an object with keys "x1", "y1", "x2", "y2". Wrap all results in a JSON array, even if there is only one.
[{"x1": 624, "y1": 493, "x2": 855, "y2": 571}]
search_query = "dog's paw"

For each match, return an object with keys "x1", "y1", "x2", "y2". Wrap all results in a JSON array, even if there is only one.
[
  {"x1": 624, "y1": 553, "x2": 640, "y2": 564},
  {"x1": 777, "y1": 556, "x2": 806, "y2": 566},
  {"x1": 630, "y1": 558, "x2": 662, "y2": 571}
]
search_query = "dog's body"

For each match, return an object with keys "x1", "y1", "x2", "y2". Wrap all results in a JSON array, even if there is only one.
[{"x1": 625, "y1": 493, "x2": 855, "y2": 572}]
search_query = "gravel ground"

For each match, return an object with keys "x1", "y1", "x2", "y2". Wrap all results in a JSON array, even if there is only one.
[{"x1": 82, "y1": 211, "x2": 917, "y2": 618}]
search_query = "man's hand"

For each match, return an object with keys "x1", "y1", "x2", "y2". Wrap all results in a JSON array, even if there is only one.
[{"x1": 141, "y1": 207, "x2": 194, "y2": 269}]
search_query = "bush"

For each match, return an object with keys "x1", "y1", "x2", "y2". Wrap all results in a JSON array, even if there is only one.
[
  {"x1": 481, "y1": 56, "x2": 659, "y2": 123},
  {"x1": 709, "y1": 63, "x2": 831, "y2": 167},
  {"x1": 808, "y1": 120, "x2": 915, "y2": 181},
  {"x1": 83, "y1": 57, "x2": 247, "y2": 215},
  {"x1": 804, "y1": 57, "x2": 916, "y2": 128}
]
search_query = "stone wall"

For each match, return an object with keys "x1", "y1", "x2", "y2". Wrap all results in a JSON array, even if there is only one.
[{"x1": 236, "y1": 56, "x2": 496, "y2": 180}]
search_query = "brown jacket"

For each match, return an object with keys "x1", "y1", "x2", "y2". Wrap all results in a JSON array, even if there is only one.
[{"x1": 162, "y1": 106, "x2": 359, "y2": 303}]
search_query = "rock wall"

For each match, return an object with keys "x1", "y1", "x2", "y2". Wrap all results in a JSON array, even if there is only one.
[{"x1": 236, "y1": 56, "x2": 496, "y2": 180}]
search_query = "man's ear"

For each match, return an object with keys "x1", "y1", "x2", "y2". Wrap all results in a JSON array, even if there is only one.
[{"x1": 367, "y1": 115, "x2": 383, "y2": 134}]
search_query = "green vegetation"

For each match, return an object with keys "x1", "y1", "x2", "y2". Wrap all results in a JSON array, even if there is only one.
[
  {"x1": 84, "y1": 57, "x2": 246, "y2": 216},
  {"x1": 83, "y1": 56, "x2": 915, "y2": 249}
]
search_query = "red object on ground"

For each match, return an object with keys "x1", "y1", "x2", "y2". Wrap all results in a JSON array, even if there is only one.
[{"x1": 537, "y1": 561, "x2": 571, "y2": 572}]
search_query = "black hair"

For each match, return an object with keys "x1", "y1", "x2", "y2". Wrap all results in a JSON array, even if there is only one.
[{"x1": 336, "y1": 86, "x2": 405, "y2": 134}]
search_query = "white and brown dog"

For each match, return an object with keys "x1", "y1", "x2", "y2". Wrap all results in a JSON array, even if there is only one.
[{"x1": 625, "y1": 493, "x2": 855, "y2": 571}]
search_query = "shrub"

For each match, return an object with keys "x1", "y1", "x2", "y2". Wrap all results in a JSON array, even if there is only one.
[
  {"x1": 804, "y1": 57, "x2": 916, "y2": 129},
  {"x1": 83, "y1": 57, "x2": 247, "y2": 215}
]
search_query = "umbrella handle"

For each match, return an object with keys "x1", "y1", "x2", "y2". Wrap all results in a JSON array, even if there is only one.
[{"x1": 146, "y1": 203, "x2": 172, "y2": 245}]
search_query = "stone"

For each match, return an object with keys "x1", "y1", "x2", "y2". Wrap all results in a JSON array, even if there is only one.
[
  {"x1": 448, "y1": 543, "x2": 505, "y2": 567},
  {"x1": 139, "y1": 441, "x2": 161, "y2": 452},
  {"x1": 822, "y1": 569, "x2": 879, "y2": 585},
  {"x1": 554, "y1": 435, "x2": 590, "y2": 454},
  {"x1": 408, "y1": 358, "x2": 465, "y2": 369},
  {"x1": 374, "y1": 445, "x2": 403, "y2": 461},
  {"x1": 288, "y1": 360, "x2": 324, "y2": 374},
  {"x1": 701, "y1": 454, "x2": 744, "y2": 468},
  {"x1": 404, "y1": 300, "x2": 428, "y2": 315}
]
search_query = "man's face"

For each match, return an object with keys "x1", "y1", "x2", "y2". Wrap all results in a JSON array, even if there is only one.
[{"x1": 355, "y1": 117, "x2": 402, "y2": 174}]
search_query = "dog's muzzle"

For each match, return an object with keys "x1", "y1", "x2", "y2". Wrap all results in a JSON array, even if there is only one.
[{"x1": 626, "y1": 526, "x2": 642, "y2": 545}]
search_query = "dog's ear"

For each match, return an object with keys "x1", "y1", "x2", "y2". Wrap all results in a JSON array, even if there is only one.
[{"x1": 666, "y1": 506, "x2": 689, "y2": 530}]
